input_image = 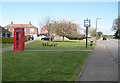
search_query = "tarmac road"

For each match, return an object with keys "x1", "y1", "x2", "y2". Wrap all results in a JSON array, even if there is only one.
[{"x1": 99, "y1": 38, "x2": 119, "y2": 60}]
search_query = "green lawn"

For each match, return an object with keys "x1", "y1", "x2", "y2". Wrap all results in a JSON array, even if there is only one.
[
  {"x1": 0, "y1": 43, "x2": 13, "y2": 48},
  {"x1": 2, "y1": 51, "x2": 90, "y2": 81},
  {"x1": 25, "y1": 40, "x2": 94, "y2": 50}
]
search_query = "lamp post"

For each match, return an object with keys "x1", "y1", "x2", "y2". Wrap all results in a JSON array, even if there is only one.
[
  {"x1": 84, "y1": 18, "x2": 91, "y2": 48},
  {"x1": 95, "y1": 18, "x2": 101, "y2": 43}
]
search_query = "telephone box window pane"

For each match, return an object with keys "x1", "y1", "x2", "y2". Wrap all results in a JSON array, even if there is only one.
[{"x1": 15, "y1": 32, "x2": 20, "y2": 48}]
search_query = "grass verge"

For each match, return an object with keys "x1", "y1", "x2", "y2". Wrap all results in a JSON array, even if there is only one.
[
  {"x1": 2, "y1": 51, "x2": 90, "y2": 81},
  {"x1": 25, "y1": 40, "x2": 94, "y2": 50}
]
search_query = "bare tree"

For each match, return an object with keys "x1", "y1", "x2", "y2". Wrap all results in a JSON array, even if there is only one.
[
  {"x1": 55, "y1": 20, "x2": 77, "y2": 41},
  {"x1": 84, "y1": 27, "x2": 96, "y2": 37},
  {"x1": 39, "y1": 16, "x2": 53, "y2": 43}
]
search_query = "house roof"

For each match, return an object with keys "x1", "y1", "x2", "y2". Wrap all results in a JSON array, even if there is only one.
[
  {"x1": 4, "y1": 24, "x2": 37, "y2": 28},
  {"x1": 0, "y1": 26, "x2": 12, "y2": 34}
]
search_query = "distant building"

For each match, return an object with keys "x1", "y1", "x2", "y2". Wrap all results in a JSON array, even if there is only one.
[
  {"x1": 0, "y1": 26, "x2": 12, "y2": 37},
  {"x1": 4, "y1": 21, "x2": 38, "y2": 39}
]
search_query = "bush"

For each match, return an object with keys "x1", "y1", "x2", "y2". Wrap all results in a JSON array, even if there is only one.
[
  {"x1": 25, "y1": 35, "x2": 30, "y2": 42},
  {"x1": 0, "y1": 37, "x2": 14, "y2": 43},
  {"x1": 114, "y1": 29, "x2": 120, "y2": 38},
  {"x1": 66, "y1": 35, "x2": 85, "y2": 40}
]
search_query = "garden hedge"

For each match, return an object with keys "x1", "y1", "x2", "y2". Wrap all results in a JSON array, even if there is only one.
[
  {"x1": 0, "y1": 37, "x2": 14, "y2": 43},
  {"x1": 0, "y1": 35, "x2": 30, "y2": 43}
]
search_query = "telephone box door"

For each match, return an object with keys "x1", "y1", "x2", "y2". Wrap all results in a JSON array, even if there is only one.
[{"x1": 14, "y1": 27, "x2": 25, "y2": 52}]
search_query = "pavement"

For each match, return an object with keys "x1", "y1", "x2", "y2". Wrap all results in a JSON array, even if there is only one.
[
  {"x1": 0, "y1": 40, "x2": 35, "y2": 53},
  {"x1": 77, "y1": 41, "x2": 118, "y2": 81}
]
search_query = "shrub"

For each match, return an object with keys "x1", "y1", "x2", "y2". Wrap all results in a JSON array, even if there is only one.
[
  {"x1": 114, "y1": 29, "x2": 120, "y2": 38},
  {"x1": 66, "y1": 35, "x2": 85, "y2": 40},
  {"x1": 0, "y1": 37, "x2": 14, "y2": 43},
  {"x1": 25, "y1": 35, "x2": 30, "y2": 42},
  {"x1": 0, "y1": 35, "x2": 30, "y2": 43}
]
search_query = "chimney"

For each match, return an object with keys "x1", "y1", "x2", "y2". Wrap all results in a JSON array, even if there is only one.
[
  {"x1": 11, "y1": 21, "x2": 13, "y2": 27},
  {"x1": 29, "y1": 21, "x2": 31, "y2": 25},
  {"x1": 11, "y1": 21, "x2": 13, "y2": 25}
]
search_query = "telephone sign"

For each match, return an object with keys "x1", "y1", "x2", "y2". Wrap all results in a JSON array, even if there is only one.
[{"x1": 14, "y1": 27, "x2": 25, "y2": 52}]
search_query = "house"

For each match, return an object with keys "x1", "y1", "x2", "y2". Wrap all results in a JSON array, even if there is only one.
[
  {"x1": 4, "y1": 21, "x2": 38, "y2": 39},
  {"x1": 0, "y1": 26, "x2": 12, "y2": 37},
  {"x1": 40, "y1": 25, "x2": 48, "y2": 36}
]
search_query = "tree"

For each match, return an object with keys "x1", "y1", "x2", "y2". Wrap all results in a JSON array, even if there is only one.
[
  {"x1": 114, "y1": 29, "x2": 120, "y2": 38},
  {"x1": 39, "y1": 16, "x2": 54, "y2": 43},
  {"x1": 84, "y1": 28, "x2": 96, "y2": 37},
  {"x1": 55, "y1": 20, "x2": 77, "y2": 41},
  {"x1": 97, "y1": 31, "x2": 103, "y2": 37},
  {"x1": 112, "y1": 18, "x2": 120, "y2": 31},
  {"x1": 112, "y1": 18, "x2": 120, "y2": 38}
]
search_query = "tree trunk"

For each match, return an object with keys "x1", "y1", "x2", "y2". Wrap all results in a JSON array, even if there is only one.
[
  {"x1": 62, "y1": 36, "x2": 64, "y2": 42},
  {"x1": 49, "y1": 35, "x2": 51, "y2": 44}
]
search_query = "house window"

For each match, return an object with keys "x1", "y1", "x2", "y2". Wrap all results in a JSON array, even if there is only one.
[
  {"x1": 30, "y1": 28, "x2": 34, "y2": 32},
  {"x1": 45, "y1": 30, "x2": 48, "y2": 33},
  {"x1": 6, "y1": 28, "x2": 9, "y2": 31},
  {"x1": 24, "y1": 28, "x2": 26, "y2": 32}
]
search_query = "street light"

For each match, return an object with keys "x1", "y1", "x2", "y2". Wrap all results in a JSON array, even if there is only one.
[{"x1": 95, "y1": 18, "x2": 101, "y2": 43}]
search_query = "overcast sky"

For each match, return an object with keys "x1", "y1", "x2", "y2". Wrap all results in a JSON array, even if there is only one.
[{"x1": 0, "y1": 1, "x2": 119, "y2": 35}]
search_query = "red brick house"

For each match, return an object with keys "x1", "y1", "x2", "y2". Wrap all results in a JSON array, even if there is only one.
[
  {"x1": 40, "y1": 25, "x2": 48, "y2": 36},
  {"x1": 4, "y1": 21, "x2": 38, "y2": 39}
]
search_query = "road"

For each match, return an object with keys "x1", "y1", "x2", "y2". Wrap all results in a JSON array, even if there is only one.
[{"x1": 98, "y1": 38, "x2": 119, "y2": 61}]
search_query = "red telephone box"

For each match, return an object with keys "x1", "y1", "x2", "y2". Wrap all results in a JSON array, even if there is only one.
[{"x1": 14, "y1": 27, "x2": 25, "y2": 52}]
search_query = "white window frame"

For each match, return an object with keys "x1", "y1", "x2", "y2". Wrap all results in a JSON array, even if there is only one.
[
  {"x1": 24, "y1": 28, "x2": 26, "y2": 32},
  {"x1": 30, "y1": 28, "x2": 34, "y2": 32}
]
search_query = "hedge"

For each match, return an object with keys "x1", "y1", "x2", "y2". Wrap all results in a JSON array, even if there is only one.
[
  {"x1": 0, "y1": 35, "x2": 30, "y2": 43},
  {"x1": 66, "y1": 35, "x2": 85, "y2": 40},
  {"x1": 0, "y1": 37, "x2": 14, "y2": 43}
]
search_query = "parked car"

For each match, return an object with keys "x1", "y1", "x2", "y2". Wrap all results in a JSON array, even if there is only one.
[
  {"x1": 103, "y1": 37, "x2": 107, "y2": 40},
  {"x1": 30, "y1": 35, "x2": 34, "y2": 40},
  {"x1": 41, "y1": 37, "x2": 53, "y2": 41}
]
